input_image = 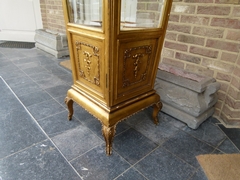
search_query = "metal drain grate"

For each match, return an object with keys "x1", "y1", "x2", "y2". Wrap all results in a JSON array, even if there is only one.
[{"x1": 0, "y1": 41, "x2": 35, "y2": 49}]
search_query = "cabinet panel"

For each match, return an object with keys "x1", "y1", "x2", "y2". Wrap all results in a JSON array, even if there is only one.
[
  {"x1": 114, "y1": 38, "x2": 158, "y2": 104},
  {"x1": 71, "y1": 34, "x2": 106, "y2": 102}
]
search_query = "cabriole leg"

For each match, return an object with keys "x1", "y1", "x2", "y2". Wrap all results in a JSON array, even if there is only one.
[
  {"x1": 102, "y1": 124, "x2": 116, "y2": 156},
  {"x1": 152, "y1": 102, "x2": 162, "y2": 125},
  {"x1": 65, "y1": 97, "x2": 74, "y2": 120}
]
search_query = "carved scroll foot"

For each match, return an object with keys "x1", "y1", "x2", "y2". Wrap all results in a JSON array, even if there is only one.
[
  {"x1": 152, "y1": 102, "x2": 163, "y2": 125},
  {"x1": 65, "y1": 97, "x2": 74, "y2": 120},
  {"x1": 102, "y1": 124, "x2": 116, "y2": 156}
]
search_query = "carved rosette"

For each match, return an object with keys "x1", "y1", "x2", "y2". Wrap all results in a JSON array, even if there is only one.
[
  {"x1": 123, "y1": 45, "x2": 152, "y2": 88},
  {"x1": 75, "y1": 41, "x2": 100, "y2": 86}
]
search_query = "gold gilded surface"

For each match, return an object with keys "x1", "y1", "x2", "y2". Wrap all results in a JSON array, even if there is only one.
[{"x1": 62, "y1": 0, "x2": 173, "y2": 155}]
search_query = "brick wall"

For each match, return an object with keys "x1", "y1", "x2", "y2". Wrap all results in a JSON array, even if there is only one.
[
  {"x1": 161, "y1": 0, "x2": 240, "y2": 126},
  {"x1": 39, "y1": 0, "x2": 66, "y2": 34}
]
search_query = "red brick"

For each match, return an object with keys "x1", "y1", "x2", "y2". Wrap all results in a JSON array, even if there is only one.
[
  {"x1": 226, "y1": 30, "x2": 240, "y2": 41},
  {"x1": 221, "y1": 52, "x2": 238, "y2": 63},
  {"x1": 161, "y1": 49, "x2": 175, "y2": 58},
  {"x1": 190, "y1": 46, "x2": 219, "y2": 58},
  {"x1": 219, "y1": 82, "x2": 229, "y2": 92},
  {"x1": 232, "y1": 7, "x2": 240, "y2": 17},
  {"x1": 164, "y1": 41, "x2": 188, "y2": 51},
  {"x1": 178, "y1": 34, "x2": 205, "y2": 45},
  {"x1": 211, "y1": 18, "x2": 240, "y2": 30},
  {"x1": 181, "y1": 15, "x2": 209, "y2": 25},
  {"x1": 228, "y1": 86, "x2": 240, "y2": 99},
  {"x1": 197, "y1": 6, "x2": 230, "y2": 16},
  {"x1": 231, "y1": 76, "x2": 240, "y2": 89},
  {"x1": 192, "y1": 27, "x2": 224, "y2": 38},
  {"x1": 171, "y1": 5, "x2": 195, "y2": 14},
  {"x1": 185, "y1": 64, "x2": 214, "y2": 77},
  {"x1": 222, "y1": 105, "x2": 240, "y2": 118},
  {"x1": 216, "y1": 72, "x2": 232, "y2": 82},
  {"x1": 202, "y1": 58, "x2": 234, "y2": 73},
  {"x1": 165, "y1": 32, "x2": 177, "y2": 41},
  {"x1": 225, "y1": 96, "x2": 235, "y2": 109},
  {"x1": 233, "y1": 66, "x2": 240, "y2": 77},
  {"x1": 175, "y1": 52, "x2": 201, "y2": 64},
  {"x1": 167, "y1": 23, "x2": 191, "y2": 33},
  {"x1": 160, "y1": 59, "x2": 185, "y2": 69},
  {"x1": 217, "y1": 91, "x2": 227, "y2": 101},
  {"x1": 184, "y1": 0, "x2": 213, "y2": 2},
  {"x1": 215, "y1": 0, "x2": 240, "y2": 4},
  {"x1": 206, "y1": 39, "x2": 240, "y2": 53},
  {"x1": 169, "y1": 15, "x2": 180, "y2": 22}
]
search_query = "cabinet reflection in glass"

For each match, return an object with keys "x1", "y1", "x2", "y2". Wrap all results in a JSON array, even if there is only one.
[{"x1": 67, "y1": 0, "x2": 103, "y2": 27}]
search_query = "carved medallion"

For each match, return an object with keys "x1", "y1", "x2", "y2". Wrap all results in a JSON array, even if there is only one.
[
  {"x1": 75, "y1": 41, "x2": 100, "y2": 86},
  {"x1": 123, "y1": 45, "x2": 152, "y2": 88}
]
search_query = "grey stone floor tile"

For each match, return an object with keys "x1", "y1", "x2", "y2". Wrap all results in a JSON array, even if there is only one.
[
  {"x1": 0, "y1": 140, "x2": 81, "y2": 180},
  {"x1": 183, "y1": 121, "x2": 226, "y2": 147},
  {"x1": 113, "y1": 128, "x2": 158, "y2": 165},
  {"x1": 115, "y1": 168, "x2": 147, "y2": 180},
  {"x1": 18, "y1": 90, "x2": 52, "y2": 107},
  {"x1": 159, "y1": 111, "x2": 187, "y2": 129},
  {"x1": 29, "y1": 71, "x2": 56, "y2": 81},
  {"x1": 72, "y1": 104, "x2": 96, "y2": 122},
  {"x1": 5, "y1": 75, "x2": 33, "y2": 87},
  {"x1": 35, "y1": 76, "x2": 67, "y2": 89},
  {"x1": 38, "y1": 111, "x2": 82, "y2": 137},
  {"x1": 44, "y1": 65, "x2": 69, "y2": 76},
  {"x1": 189, "y1": 168, "x2": 208, "y2": 180},
  {"x1": 217, "y1": 138, "x2": 240, "y2": 153},
  {"x1": 71, "y1": 144, "x2": 130, "y2": 180},
  {"x1": 162, "y1": 130, "x2": 214, "y2": 168},
  {"x1": 218, "y1": 124, "x2": 240, "y2": 150},
  {"x1": 10, "y1": 81, "x2": 41, "y2": 96},
  {"x1": 22, "y1": 66, "x2": 48, "y2": 75},
  {"x1": 11, "y1": 57, "x2": 39, "y2": 65},
  {"x1": 133, "y1": 116, "x2": 180, "y2": 145},
  {"x1": 58, "y1": 74, "x2": 73, "y2": 85},
  {"x1": 52, "y1": 126, "x2": 103, "y2": 161},
  {"x1": 135, "y1": 147, "x2": 195, "y2": 180},
  {"x1": 0, "y1": 69, "x2": 26, "y2": 80},
  {"x1": 54, "y1": 95, "x2": 67, "y2": 107},
  {"x1": 0, "y1": 106, "x2": 46, "y2": 159},
  {"x1": 45, "y1": 84, "x2": 70, "y2": 98},
  {"x1": 27, "y1": 99, "x2": 65, "y2": 120}
]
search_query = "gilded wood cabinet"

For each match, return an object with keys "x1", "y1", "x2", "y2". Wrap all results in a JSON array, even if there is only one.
[{"x1": 62, "y1": 0, "x2": 173, "y2": 155}]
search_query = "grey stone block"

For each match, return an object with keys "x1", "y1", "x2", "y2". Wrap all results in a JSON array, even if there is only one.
[
  {"x1": 155, "y1": 66, "x2": 220, "y2": 129},
  {"x1": 34, "y1": 29, "x2": 69, "y2": 58}
]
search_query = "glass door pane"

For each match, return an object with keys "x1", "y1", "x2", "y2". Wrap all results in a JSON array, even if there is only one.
[
  {"x1": 67, "y1": 0, "x2": 102, "y2": 28},
  {"x1": 121, "y1": 0, "x2": 165, "y2": 30}
]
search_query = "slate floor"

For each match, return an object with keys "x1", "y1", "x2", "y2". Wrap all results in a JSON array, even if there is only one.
[{"x1": 0, "y1": 47, "x2": 240, "y2": 180}]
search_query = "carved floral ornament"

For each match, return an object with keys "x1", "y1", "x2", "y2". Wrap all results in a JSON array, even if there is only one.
[
  {"x1": 75, "y1": 41, "x2": 100, "y2": 86},
  {"x1": 123, "y1": 45, "x2": 152, "y2": 88}
]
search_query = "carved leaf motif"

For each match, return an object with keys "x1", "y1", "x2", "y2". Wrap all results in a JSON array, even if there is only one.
[
  {"x1": 75, "y1": 41, "x2": 100, "y2": 86},
  {"x1": 122, "y1": 45, "x2": 152, "y2": 88}
]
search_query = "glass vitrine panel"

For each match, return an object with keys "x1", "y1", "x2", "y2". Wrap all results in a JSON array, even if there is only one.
[
  {"x1": 67, "y1": 0, "x2": 102, "y2": 28},
  {"x1": 121, "y1": 0, "x2": 165, "y2": 30}
]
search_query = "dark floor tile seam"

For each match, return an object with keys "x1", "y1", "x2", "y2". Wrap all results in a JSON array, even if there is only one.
[
  {"x1": 113, "y1": 166, "x2": 149, "y2": 180},
  {"x1": 162, "y1": 146, "x2": 198, "y2": 171},
  {"x1": 0, "y1": 139, "x2": 48, "y2": 161},
  {"x1": 68, "y1": 142, "x2": 107, "y2": 163},
  {"x1": 187, "y1": 167, "x2": 203, "y2": 180},
  {"x1": 178, "y1": 128, "x2": 224, "y2": 149},
  {"x1": 35, "y1": 109, "x2": 67, "y2": 122},
  {"x1": 0, "y1": 76, "x2": 83, "y2": 180},
  {"x1": 217, "y1": 126, "x2": 240, "y2": 152}
]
